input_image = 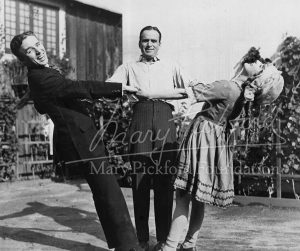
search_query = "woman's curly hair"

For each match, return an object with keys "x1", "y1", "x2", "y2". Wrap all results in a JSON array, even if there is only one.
[
  {"x1": 233, "y1": 47, "x2": 266, "y2": 79},
  {"x1": 242, "y1": 47, "x2": 265, "y2": 64}
]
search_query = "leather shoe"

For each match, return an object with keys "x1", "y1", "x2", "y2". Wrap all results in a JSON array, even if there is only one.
[
  {"x1": 116, "y1": 247, "x2": 143, "y2": 251},
  {"x1": 152, "y1": 241, "x2": 164, "y2": 251},
  {"x1": 178, "y1": 245, "x2": 197, "y2": 251},
  {"x1": 139, "y1": 241, "x2": 150, "y2": 251},
  {"x1": 176, "y1": 243, "x2": 182, "y2": 251}
]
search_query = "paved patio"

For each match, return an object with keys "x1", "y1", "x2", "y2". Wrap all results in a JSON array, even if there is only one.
[{"x1": 0, "y1": 179, "x2": 299, "y2": 250}]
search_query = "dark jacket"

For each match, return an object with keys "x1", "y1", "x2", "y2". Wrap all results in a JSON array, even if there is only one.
[{"x1": 27, "y1": 66, "x2": 122, "y2": 164}]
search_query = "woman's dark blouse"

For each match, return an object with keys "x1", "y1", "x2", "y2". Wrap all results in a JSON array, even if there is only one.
[{"x1": 191, "y1": 80, "x2": 244, "y2": 127}]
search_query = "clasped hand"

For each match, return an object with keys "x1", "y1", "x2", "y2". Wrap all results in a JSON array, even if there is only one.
[
  {"x1": 123, "y1": 86, "x2": 187, "y2": 99},
  {"x1": 123, "y1": 85, "x2": 140, "y2": 93},
  {"x1": 136, "y1": 88, "x2": 187, "y2": 99}
]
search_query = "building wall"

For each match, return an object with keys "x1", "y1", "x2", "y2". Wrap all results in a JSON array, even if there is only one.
[
  {"x1": 121, "y1": 0, "x2": 300, "y2": 82},
  {"x1": 74, "y1": 0, "x2": 300, "y2": 82},
  {"x1": 3, "y1": 0, "x2": 300, "y2": 82},
  {"x1": 65, "y1": 0, "x2": 122, "y2": 81},
  {"x1": 0, "y1": 0, "x2": 5, "y2": 55}
]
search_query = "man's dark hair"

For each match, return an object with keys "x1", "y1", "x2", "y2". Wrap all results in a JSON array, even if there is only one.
[
  {"x1": 139, "y1": 26, "x2": 162, "y2": 43},
  {"x1": 10, "y1": 31, "x2": 36, "y2": 60}
]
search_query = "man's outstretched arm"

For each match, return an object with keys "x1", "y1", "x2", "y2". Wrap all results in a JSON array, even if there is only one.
[{"x1": 28, "y1": 69, "x2": 136, "y2": 99}]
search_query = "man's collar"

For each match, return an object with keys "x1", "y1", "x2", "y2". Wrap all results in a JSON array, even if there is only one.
[
  {"x1": 27, "y1": 64, "x2": 46, "y2": 70},
  {"x1": 139, "y1": 55, "x2": 160, "y2": 63}
]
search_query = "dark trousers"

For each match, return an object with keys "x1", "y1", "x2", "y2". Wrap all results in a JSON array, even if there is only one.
[
  {"x1": 84, "y1": 162, "x2": 138, "y2": 250},
  {"x1": 57, "y1": 143, "x2": 138, "y2": 250},
  {"x1": 128, "y1": 101, "x2": 177, "y2": 243}
]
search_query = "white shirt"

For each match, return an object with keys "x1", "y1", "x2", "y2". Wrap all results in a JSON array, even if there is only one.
[{"x1": 106, "y1": 56, "x2": 192, "y2": 110}]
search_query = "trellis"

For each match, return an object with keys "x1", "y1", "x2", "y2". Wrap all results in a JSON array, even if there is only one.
[
  {"x1": 16, "y1": 117, "x2": 53, "y2": 178},
  {"x1": 233, "y1": 110, "x2": 300, "y2": 199}
]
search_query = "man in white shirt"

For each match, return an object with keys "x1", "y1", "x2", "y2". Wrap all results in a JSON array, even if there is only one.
[{"x1": 107, "y1": 26, "x2": 190, "y2": 250}]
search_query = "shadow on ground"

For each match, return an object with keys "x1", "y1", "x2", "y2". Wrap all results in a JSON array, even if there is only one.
[
  {"x1": 0, "y1": 225, "x2": 105, "y2": 250},
  {"x1": 0, "y1": 201, "x2": 107, "y2": 250}
]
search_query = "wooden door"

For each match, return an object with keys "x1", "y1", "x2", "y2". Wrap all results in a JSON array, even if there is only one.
[{"x1": 65, "y1": 1, "x2": 122, "y2": 81}]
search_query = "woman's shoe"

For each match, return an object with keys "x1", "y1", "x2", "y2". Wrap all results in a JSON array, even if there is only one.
[
  {"x1": 179, "y1": 245, "x2": 197, "y2": 251},
  {"x1": 182, "y1": 248, "x2": 197, "y2": 251},
  {"x1": 139, "y1": 241, "x2": 150, "y2": 251},
  {"x1": 152, "y1": 242, "x2": 164, "y2": 251},
  {"x1": 176, "y1": 243, "x2": 183, "y2": 251}
]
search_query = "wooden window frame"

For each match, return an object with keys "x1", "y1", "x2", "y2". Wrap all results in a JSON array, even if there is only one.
[{"x1": 4, "y1": 0, "x2": 59, "y2": 55}]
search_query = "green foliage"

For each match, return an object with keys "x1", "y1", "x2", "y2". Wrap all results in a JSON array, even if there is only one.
[
  {"x1": 90, "y1": 97, "x2": 189, "y2": 182},
  {"x1": 47, "y1": 52, "x2": 72, "y2": 76},
  {"x1": 276, "y1": 36, "x2": 300, "y2": 176},
  {"x1": 0, "y1": 94, "x2": 17, "y2": 181},
  {"x1": 234, "y1": 36, "x2": 300, "y2": 197},
  {"x1": 90, "y1": 95, "x2": 134, "y2": 178},
  {"x1": 278, "y1": 36, "x2": 300, "y2": 79},
  {"x1": 0, "y1": 53, "x2": 71, "y2": 180},
  {"x1": 2, "y1": 56, "x2": 27, "y2": 85},
  {"x1": 1, "y1": 52, "x2": 71, "y2": 87}
]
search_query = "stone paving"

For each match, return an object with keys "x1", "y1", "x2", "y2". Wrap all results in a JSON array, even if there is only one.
[{"x1": 0, "y1": 179, "x2": 299, "y2": 250}]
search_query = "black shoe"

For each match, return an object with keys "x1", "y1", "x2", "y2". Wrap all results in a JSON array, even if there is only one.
[
  {"x1": 176, "y1": 243, "x2": 183, "y2": 251},
  {"x1": 129, "y1": 248, "x2": 144, "y2": 251},
  {"x1": 152, "y1": 242, "x2": 165, "y2": 251},
  {"x1": 139, "y1": 241, "x2": 150, "y2": 251},
  {"x1": 115, "y1": 246, "x2": 145, "y2": 251},
  {"x1": 180, "y1": 246, "x2": 197, "y2": 251}
]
